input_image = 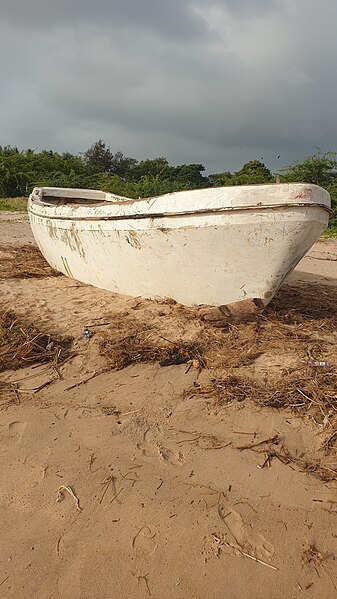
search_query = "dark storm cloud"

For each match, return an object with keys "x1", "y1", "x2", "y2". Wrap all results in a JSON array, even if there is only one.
[
  {"x1": 1, "y1": 0, "x2": 337, "y2": 173},
  {"x1": 1, "y1": 0, "x2": 206, "y2": 40}
]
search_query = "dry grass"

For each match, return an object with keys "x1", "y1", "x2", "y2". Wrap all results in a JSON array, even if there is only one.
[
  {"x1": 0, "y1": 244, "x2": 61, "y2": 279},
  {"x1": 0, "y1": 309, "x2": 72, "y2": 372},
  {"x1": 302, "y1": 543, "x2": 331, "y2": 570},
  {"x1": 302, "y1": 542, "x2": 336, "y2": 590},
  {"x1": 0, "y1": 197, "x2": 27, "y2": 211},
  {"x1": 99, "y1": 283, "x2": 337, "y2": 439},
  {"x1": 203, "y1": 282, "x2": 337, "y2": 369},
  {"x1": 191, "y1": 283, "x2": 337, "y2": 418},
  {"x1": 99, "y1": 284, "x2": 337, "y2": 378},
  {"x1": 100, "y1": 316, "x2": 204, "y2": 370},
  {"x1": 233, "y1": 428, "x2": 337, "y2": 482},
  {"x1": 194, "y1": 369, "x2": 337, "y2": 412}
]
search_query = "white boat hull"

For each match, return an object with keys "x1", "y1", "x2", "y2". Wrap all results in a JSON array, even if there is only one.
[{"x1": 28, "y1": 184, "x2": 331, "y2": 306}]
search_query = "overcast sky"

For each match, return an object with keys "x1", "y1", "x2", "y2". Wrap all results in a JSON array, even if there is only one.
[{"x1": 1, "y1": 0, "x2": 336, "y2": 173}]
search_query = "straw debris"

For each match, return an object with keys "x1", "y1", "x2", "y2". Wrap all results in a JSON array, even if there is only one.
[
  {"x1": 100, "y1": 316, "x2": 204, "y2": 370},
  {"x1": 302, "y1": 543, "x2": 327, "y2": 569},
  {"x1": 302, "y1": 542, "x2": 336, "y2": 590},
  {"x1": 99, "y1": 283, "x2": 337, "y2": 433},
  {"x1": 0, "y1": 244, "x2": 61, "y2": 279},
  {"x1": 234, "y1": 431, "x2": 337, "y2": 482},
  {"x1": 194, "y1": 370, "x2": 337, "y2": 413},
  {"x1": 0, "y1": 309, "x2": 72, "y2": 372},
  {"x1": 100, "y1": 282, "x2": 337, "y2": 369}
]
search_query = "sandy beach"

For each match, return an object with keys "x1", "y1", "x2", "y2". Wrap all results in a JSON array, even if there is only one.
[{"x1": 0, "y1": 213, "x2": 337, "y2": 599}]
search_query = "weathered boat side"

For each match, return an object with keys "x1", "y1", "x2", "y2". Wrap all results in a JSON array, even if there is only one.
[{"x1": 28, "y1": 184, "x2": 331, "y2": 306}]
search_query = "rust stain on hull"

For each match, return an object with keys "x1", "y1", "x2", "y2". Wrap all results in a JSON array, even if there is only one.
[
  {"x1": 125, "y1": 231, "x2": 142, "y2": 249},
  {"x1": 46, "y1": 218, "x2": 86, "y2": 260}
]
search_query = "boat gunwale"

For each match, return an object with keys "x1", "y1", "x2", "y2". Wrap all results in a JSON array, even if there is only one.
[{"x1": 28, "y1": 202, "x2": 332, "y2": 222}]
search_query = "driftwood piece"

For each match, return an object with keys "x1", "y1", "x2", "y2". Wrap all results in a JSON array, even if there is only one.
[{"x1": 198, "y1": 298, "x2": 264, "y2": 327}]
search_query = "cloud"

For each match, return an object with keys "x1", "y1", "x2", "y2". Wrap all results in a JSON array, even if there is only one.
[
  {"x1": 1, "y1": 0, "x2": 206, "y2": 40},
  {"x1": 1, "y1": 0, "x2": 337, "y2": 173}
]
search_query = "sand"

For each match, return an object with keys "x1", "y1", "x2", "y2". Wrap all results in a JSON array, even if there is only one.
[{"x1": 0, "y1": 213, "x2": 337, "y2": 599}]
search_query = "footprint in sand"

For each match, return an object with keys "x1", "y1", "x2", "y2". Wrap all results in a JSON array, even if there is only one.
[
  {"x1": 157, "y1": 444, "x2": 185, "y2": 466},
  {"x1": 137, "y1": 440, "x2": 184, "y2": 466},
  {"x1": 218, "y1": 504, "x2": 274, "y2": 559},
  {"x1": 137, "y1": 426, "x2": 185, "y2": 465},
  {"x1": 137, "y1": 439, "x2": 160, "y2": 459},
  {"x1": 132, "y1": 526, "x2": 157, "y2": 557},
  {"x1": 0, "y1": 421, "x2": 27, "y2": 447},
  {"x1": 24, "y1": 446, "x2": 51, "y2": 475}
]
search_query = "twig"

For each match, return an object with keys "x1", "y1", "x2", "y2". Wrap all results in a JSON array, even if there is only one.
[
  {"x1": 11, "y1": 384, "x2": 20, "y2": 405},
  {"x1": 0, "y1": 576, "x2": 9, "y2": 587},
  {"x1": 33, "y1": 379, "x2": 56, "y2": 393},
  {"x1": 56, "y1": 535, "x2": 63, "y2": 555},
  {"x1": 257, "y1": 453, "x2": 272, "y2": 469},
  {"x1": 119, "y1": 409, "x2": 142, "y2": 417},
  {"x1": 296, "y1": 388, "x2": 313, "y2": 402},
  {"x1": 237, "y1": 434, "x2": 279, "y2": 451},
  {"x1": 52, "y1": 364, "x2": 62, "y2": 380},
  {"x1": 158, "y1": 335, "x2": 176, "y2": 345},
  {"x1": 99, "y1": 475, "x2": 117, "y2": 504},
  {"x1": 110, "y1": 487, "x2": 125, "y2": 503},
  {"x1": 203, "y1": 442, "x2": 232, "y2": 450},
  {"x1": 64, "y1": 371, "x2": 102, "y2": 391},
  {"x1": 226, "y1": 541, "x2": 278, "y2": 570},
  {"x1": 321, "y1": 431, "x2": 337, "y2": 453},
  {"x1": 17, "y1": 332, "x2": 44, "y2": 350}
]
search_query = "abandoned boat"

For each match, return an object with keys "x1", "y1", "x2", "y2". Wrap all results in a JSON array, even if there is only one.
[{"x1": 28, "y1": 183, "x2": 331, "y2": 306}]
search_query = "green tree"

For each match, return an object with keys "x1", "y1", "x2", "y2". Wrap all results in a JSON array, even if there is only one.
[
  {"x1": 110, "y1": 150, "x2": 137, "y2": 178},
  {"x1": 209, "y1": 161, "x2": 272, "y2": 188},
  {"x1": 208, "y1": 171, "x2": 233, "y2": 187},
  {"x1": 231, "y1": 160, "x2": 273, "y2": 185},
  {"x1": 280, "y1": 151, "x2": 337, "y2": 228},
  {"x1": 280, "y1": 150, "x2": 337, "y2": 186},
  {"x1": 166, "y1": 164, "x2": 208, "y2": 188},
  {"x1": 83, "y1": 140, "x2": 114, "y2": 172},
  {"x1": 127, "y1": 157, "x2": 170, "y2": 181}
]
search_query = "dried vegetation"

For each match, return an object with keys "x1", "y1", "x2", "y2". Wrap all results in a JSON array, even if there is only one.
[
  {"x1": 0, "y1": 244, "x2": 60, "y2": 279},
  {"x1": 100, "y1": 283, "x2": 337, "y2": 447},
  {"x1": 100, "y1": 314, "x2": 205, "y2": 369},
  {"x1": 193, "y1": 283, "x2": 337, "y2": 422},
  {"x1": 0, "y1": 309, "x2": 72, "y2": 372}
]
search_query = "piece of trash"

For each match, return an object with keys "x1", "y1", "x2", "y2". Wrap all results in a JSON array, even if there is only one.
[
  {"x1": 82, "y1": 327, "x2": 92, "y2": 340},
  {"x1": 308, "y1": 361, "x2": 331, "y2": 368},
  {"x1": 56, "y1": 485, "x2": 82, "y2": 511}
]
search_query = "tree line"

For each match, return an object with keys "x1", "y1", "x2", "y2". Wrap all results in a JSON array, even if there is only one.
[{"x1": 0, "y1": 141, "x2": 336, "y2": 226}]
